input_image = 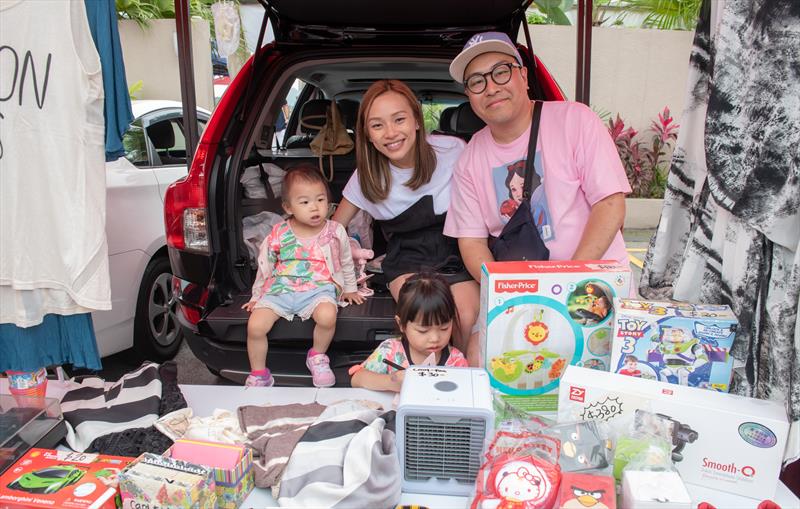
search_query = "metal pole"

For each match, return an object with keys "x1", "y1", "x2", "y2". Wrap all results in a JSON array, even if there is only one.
[
  {"x1": 175, "y1": 0, "x2": 199, "y2": 161},
  {"x1": 575, "y1": 0, "x2": 593, "y2": 105}
]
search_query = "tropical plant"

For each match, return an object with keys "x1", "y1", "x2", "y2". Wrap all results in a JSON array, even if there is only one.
[
  {"x1": 528, "y1": 0, "x2": 573, "y2": 25},
  {"x1": 608, "y1": 107, "x2": 678, "y2": 198},
  {"x1": 116, "y1": 0, "x2": 214, "y2": 28},
  {"x1": 616, "y1": 0, "x2": 702, "y2": 30}
]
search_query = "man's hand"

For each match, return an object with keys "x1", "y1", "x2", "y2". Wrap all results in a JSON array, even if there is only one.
[
  {"x1": 342, "y1": 292, "x2": 365, "y2": 305},
  {"x1": 242, "y1": 301, "x2": 257, "y2": 313}
]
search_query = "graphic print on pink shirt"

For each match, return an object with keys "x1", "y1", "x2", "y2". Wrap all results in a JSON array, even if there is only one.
[{"x1": 491, "y1": 153, "x2": 554, "y2": 242}]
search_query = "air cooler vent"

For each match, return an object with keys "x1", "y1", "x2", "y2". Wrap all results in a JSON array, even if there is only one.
[{"x1": 403, "y1": 415, "x2": 486, "y2": 484}]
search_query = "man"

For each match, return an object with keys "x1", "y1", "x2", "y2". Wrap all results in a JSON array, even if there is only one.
[{"x1": 443, "y1": 32, "x2": 631, "y2": 281}]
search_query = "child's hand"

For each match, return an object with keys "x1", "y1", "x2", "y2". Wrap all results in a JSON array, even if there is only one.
[
  {"x1": 242, "y1": 300, "x2": 257, "y2": 313},
  {"x1": 342, "y1": 292, "x2": 365, "y2": 305},
  {"x1": 389, "y1": 369, "x2": 405, "y2": 392}
]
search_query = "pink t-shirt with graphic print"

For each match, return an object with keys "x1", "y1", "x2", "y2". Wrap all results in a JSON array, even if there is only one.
[{"x1": 443, "y1": 101, "x2": 631, "y2": 266}]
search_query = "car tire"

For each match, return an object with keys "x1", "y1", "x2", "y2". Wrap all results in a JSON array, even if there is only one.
[{"x1": 133, "y1": 256, "x2": 183, "y2": 361}]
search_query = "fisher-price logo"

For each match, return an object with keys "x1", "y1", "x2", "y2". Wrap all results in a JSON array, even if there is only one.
[
  {"x1": 616, "y1": 318, "x2": 648, "y2": 338},
  {"x1": 495, "y1": 279, "x2": 539, "y2": 293}
]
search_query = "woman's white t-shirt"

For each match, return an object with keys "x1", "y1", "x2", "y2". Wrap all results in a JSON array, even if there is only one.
[{"x1": 342, "y1": 135, "x2": 465, "y2": 219}]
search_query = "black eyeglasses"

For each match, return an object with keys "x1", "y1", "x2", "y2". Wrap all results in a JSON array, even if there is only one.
[{"x1": 464, "y1": 62, "x2": 522, "y2": 94}]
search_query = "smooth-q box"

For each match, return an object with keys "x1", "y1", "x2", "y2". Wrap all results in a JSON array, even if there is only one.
[
  {"x1": 557, "y1": 366, "x2": 790, "y2": 500},
  {"x1": 480, "y1": 260, "x2": 631, "y2": 412}
]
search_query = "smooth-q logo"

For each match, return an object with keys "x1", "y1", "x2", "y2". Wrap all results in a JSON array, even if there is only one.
[
  {"x1": 495, "y1": 279, "x2": 539, "y2": 293},
  {"x1": 702, "y1": 458, "x2": 756, "y2": 478}
]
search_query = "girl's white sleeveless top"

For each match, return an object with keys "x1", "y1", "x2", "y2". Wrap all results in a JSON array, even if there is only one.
[{"x1": 0, "y1": 0, "x2": 110, "y2": 326}]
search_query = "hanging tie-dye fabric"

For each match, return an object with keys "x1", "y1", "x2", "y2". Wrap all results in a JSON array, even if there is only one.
[{"x1": 640, "y1": 0, "x2": 799, "y2": 463}]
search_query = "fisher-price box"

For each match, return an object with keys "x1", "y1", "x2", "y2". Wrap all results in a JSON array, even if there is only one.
[
  {"x1": 557, "y1": 366, "x2": 790, "y2": 500},
  {"x1": 480, "y1": 260, "x2": 631, "y2": 412},
  {"x1": 0, "y1": 449, "x2": 133, "y2": 509},
  {"x1": 610, "y1": 298, "x2": 737, "y2": 391}
]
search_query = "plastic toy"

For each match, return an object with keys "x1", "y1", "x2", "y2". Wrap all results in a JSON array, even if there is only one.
[
  {"x1": 547, "y1": 421, "x2": 612, "y2": 473},
  {"x1": 348, "y1": 237, "x2": 374, "y2": 298}
]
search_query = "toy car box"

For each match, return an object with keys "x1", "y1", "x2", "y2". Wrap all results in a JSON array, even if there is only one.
[
  {"x1": 118, "y1": 453, "x2": 216, "y2": 509},
  {"x1": 0, "y1": 448, "x2": 133, "y2": 509},
  {"x1": 610, "y1": 298, "x2": 737, "y2": 391},
  {"x1": 164, "y1": 439, "x2": 253, "y2": 509},
  {"x1": 557, "y1": 366, "x2": 790, "y2": 500},
  {"x1": 480, "y1": 260, "x2": 631, "y2": 412}
]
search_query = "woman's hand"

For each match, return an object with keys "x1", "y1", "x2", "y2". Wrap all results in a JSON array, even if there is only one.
[
  {"x1": 242, "y1": 300, "x2": 257, "y2": 313},
  {"x1": 342, "y1": 292, "x2": 365, "y2": 305}
]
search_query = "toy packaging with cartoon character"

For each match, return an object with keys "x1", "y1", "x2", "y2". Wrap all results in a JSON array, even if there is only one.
[
  {"x1": 557, "y1": 366, "x2": 790, "y2": 499},
  {"x1": 557, "y1": 472, "x2": 616, "y2": 509},
  {"x1": 0, "y1": 448, "x2": 133, "y2": 509},
  {"x1": 609, "y1": 299, "x2": 738, "y2": 391},
  {"x1": 479, "y1": 260, "x2": 631, "y2": 412}
]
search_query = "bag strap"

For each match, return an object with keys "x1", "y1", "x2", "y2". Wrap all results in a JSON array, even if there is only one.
[{"x1": 522, "y1": 101, "x2": 542, "y2": 203}]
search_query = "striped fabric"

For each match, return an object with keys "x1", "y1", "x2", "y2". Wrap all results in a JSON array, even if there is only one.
[
  {"x1": 61, "y1": 362, "x2": 162, "y2": 451},
  {"x1": 277, "y1": 400, "x2": 400, "y2": 509}
]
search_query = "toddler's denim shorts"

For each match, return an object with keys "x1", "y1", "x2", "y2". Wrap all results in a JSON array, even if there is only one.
[{"x1": 255, "y1": 284, "x2": 337, "y2": 320}]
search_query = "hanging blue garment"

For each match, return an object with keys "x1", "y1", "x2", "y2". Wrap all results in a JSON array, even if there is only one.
[
  {"x1": 84, "y1": 0, "x2": 133, "y2": 161},
  {"x1": 0, "y1": 314, "x2": 102, "y2": 372}
]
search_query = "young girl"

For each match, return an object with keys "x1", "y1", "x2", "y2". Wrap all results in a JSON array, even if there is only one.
[
  {"x1": 243, "y1": 164, "x2": 364, "y2": 388},
  {"x1": 331, "y1": 79, "x2": 480, "y2": 365},
  {"x1": 349, "y1": 273, "x2": 468, "y2": 392}
]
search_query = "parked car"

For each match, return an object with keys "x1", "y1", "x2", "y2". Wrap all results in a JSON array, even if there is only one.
[
  {"x1": 165, "y1": 0, "x2": 565, "y2": 385},
  {"x1": 93, "y1": 100, "x2": 210, "y2": 361}
]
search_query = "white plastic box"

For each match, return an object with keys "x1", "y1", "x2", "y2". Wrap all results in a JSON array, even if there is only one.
[
  {"x1": 479, "y1": 260, "x2": 631, "y2": 412},
  {"x1": 558, "y1": 366, "x2": 790, "y2": 500}
]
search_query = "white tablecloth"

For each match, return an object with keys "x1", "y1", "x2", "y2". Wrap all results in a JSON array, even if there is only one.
[{"x1": 178, "y1": 385, "x2": 800, "y2": 509}]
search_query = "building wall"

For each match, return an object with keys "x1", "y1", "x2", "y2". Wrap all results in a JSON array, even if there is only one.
[
  {"x1": 525, "y1": 25, "x2": 694, "y2": 135},
  {"x1": 118, "y1": 18, "x2": 214, "y2": 112}
]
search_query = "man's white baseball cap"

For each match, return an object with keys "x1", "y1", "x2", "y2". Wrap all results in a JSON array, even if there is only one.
[{"x1": 449, "y1": 31, "x2": 523, "y2": 84}]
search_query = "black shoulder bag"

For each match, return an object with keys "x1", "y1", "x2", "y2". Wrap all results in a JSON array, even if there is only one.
[{"x1": 488, "y1": 101, "x2": 550, "y2": 261}]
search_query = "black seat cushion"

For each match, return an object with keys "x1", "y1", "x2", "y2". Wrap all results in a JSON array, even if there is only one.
[
  {"x1": 451, "y1": 102, "x2": 486, "y2": 141},
  {"x1": 337, "y1": 99, "x2": 360, "y2": 131}
]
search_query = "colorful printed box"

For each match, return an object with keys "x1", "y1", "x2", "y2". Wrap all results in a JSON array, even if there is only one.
[
  {"x1": 0, "y1": 448, "x2": 133, "y2": 509},
  {"x1": 165, "y1": 439, "x2": 254, "y2": 509},
  {"x1": 479, "y1": 260, "x2": 631, "y2": 412},
  {"x1": 118, "y1": 453, "x2": 216, "y2": 509},
  {"x1": 610, "y1": 298, "x2": 737, "y2": 391},
  {"x1": 558, "y1": 472, "x2": 616, "y2": 509},
  {"x1": 558, "y1": 366, "x2": 790, "y2": 500}
]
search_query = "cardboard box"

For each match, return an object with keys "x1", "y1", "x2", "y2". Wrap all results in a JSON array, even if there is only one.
[
  {"x1": 118, "y1": 453, "x2": 216, "y2": 509},
  {"x1": 480, "y1": 260, "x2": 631, "y2": 412},
  {"x1": 165, "y1": 440, "x2": 253, "y2": 509},
  {"x1": 557, "y1": 366, "x2": 790, "y2": 499},
  {"x1": 610, "y1": 299, "x2": 737, "y2": 391},
  {"x1": 0, "y1": 448, "x2": 133, "y2": 509}
]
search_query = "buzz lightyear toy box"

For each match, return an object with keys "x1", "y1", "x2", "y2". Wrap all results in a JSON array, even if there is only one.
[
  {"x1": 479, "y1": 260, "x2": 631, "y2": 412},
  {"x1": 610, "y1": 298, "x2": 737, "y2": 391}
]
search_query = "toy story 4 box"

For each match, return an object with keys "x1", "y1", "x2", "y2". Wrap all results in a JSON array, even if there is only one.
[
  {"x1": 610, "y1": 298, "x2": 737, "y2": 391},
  {"x1": 479, "y1": 260, "x2": 631, "y2": 412},
  {"x1": 557, "y1": 366, "x2": 790, "y2": 500},
  {"x1": 0, "y1": 448, "x2": 133, "y2": 509}
]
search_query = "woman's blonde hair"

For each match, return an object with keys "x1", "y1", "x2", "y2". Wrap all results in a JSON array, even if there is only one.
[{"x1": 355, "y1": 80, "x2": 436, "y2": 203}]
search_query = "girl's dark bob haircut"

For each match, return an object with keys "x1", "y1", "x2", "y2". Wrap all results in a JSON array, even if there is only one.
[{"x1": 395, "y1": 272, "x2": 460, "y2": 332}]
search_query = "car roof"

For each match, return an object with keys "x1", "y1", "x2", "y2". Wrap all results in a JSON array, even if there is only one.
[{"x1": 131, "y1": 99, "x2": 211, "y2": 119}]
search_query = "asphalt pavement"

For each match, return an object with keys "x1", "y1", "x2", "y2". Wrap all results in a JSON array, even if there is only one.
[{"x1": 98, "y1": 229, "x2": 656, "y2": 385}]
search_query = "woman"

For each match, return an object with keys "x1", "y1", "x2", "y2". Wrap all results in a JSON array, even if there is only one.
[{"x1": 332, "y1": 80, "x2": 480, "y2": 365}]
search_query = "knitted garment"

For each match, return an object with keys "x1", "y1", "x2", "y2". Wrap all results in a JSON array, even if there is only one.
[{"x1": 86, "y1": 361, "x2": 187, "y2": 456}]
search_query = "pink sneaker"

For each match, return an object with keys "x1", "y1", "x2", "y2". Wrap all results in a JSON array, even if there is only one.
[
  {"x1": 245, "y1": 374, "x2": 274, "y2": 387},
  {"x1": 306, "y1": 353, "x2": 336, "y2": 388}
]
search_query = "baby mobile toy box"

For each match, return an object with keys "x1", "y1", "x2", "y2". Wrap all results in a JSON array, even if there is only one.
[
  {"x1": 479, "y1": 260, "x2": 631, "y2": 412},
  {"x1": 609, "y1": 299, "x2": 737, "y2": 391}
]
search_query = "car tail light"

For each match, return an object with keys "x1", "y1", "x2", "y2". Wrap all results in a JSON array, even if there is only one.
[
  {"x1": 165, "y1": 142, "x2": 214, "y2": 253},
  {"x1": 173, "y1": 276, "x2": 208, "y2": 325}
]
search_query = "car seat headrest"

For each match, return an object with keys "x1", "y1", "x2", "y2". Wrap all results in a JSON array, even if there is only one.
[
  {"x1": 336, "y1": 99, "x2": 360, "y2": 131},
  {"x1": 299, "y1": 99, "x2": 331, "y2": 134},
  {"x1": 147, "y1": 120, "x2": 175, "y2": 149},
  {"x1": 452, "y1": 102, "x2": 486, "y2": 136}
]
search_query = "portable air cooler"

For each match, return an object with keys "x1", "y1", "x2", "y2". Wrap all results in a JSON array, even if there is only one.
[{"x1": 396, "y1": 367, "x2": 495, "y2": 496}]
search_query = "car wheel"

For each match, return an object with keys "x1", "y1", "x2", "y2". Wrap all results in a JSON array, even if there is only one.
[{"x1": 133, "y1": 256, "x2": 183, "y2": 361}]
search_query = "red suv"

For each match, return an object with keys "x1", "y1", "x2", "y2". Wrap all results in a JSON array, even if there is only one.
[{"x1": 164, "y1": 0, "x2": 565, "y2": 385}]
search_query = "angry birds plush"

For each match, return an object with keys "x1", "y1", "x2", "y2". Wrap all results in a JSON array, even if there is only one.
[{"x1": 558, "y1": 472, "x2": 616, "y2": 509}]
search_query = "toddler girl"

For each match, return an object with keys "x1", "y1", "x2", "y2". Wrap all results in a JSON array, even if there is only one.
[
  {"x1": 243, "y1": 164, "x2": 364, "y2": 388},
  {"x1": 349, "y1": 273, "x2": 468, "y2": 392}
]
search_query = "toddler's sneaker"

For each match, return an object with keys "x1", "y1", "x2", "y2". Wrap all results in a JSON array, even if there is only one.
[
  {"x1": 244, "y1": 373, "x2": 274, "y2": 387},
  {"x1": 306, "y1": 353, "x2": 336, "y2": 388}
]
